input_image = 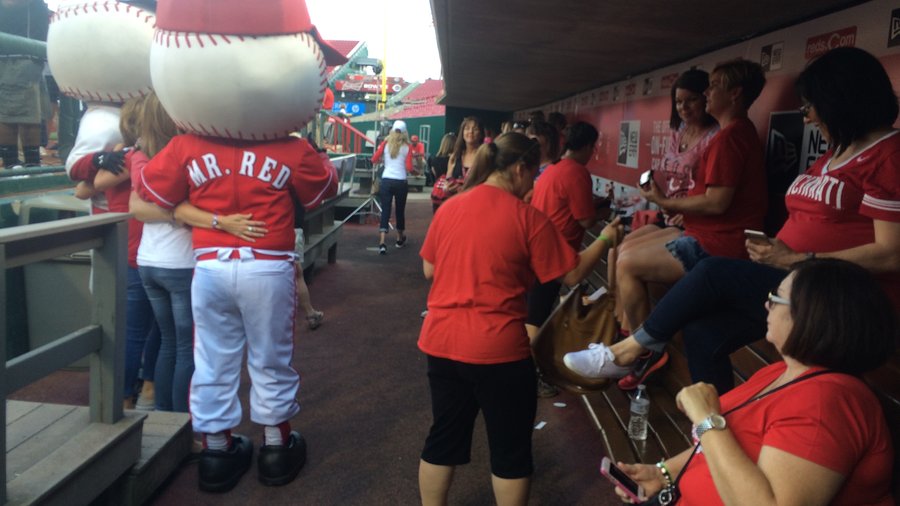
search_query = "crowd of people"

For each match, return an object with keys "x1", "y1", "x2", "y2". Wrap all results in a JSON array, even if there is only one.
[
  {"x1": 8, "y1": 7, "x2": 896, "y2": 499},
  {"x1": 413, "y1": 47, "x2": 897, "y2": 506}
]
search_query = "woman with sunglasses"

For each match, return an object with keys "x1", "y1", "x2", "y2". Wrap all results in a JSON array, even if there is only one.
[
  {"x1": 564, "y1": 47, "x2": 900, "y2": 395},
  {"x1": 417, "y1": 132, "x2": 622, "y2": 506},
  {"x1": 613, "y1": 259, "x2": 895, "y2": 505}
]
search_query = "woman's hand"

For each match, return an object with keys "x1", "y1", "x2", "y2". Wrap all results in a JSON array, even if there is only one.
[
  {"x1": 639, "y1": 180, "x2": 665, "y2": 205},
  {"x1": 612, "y1": 462, "x2": 665, "y2": 503},
  {"x1": 217, "y1": 214, "x2": 268, "y2": 242},
  {"x1": 746, "y1": 237, "x2": 803, "y2": 269},
  {"x1": 665, "y1": 213, "x2": 684, "y2": 227},
  {"x1": 676, "y1": 382, "x2": 721, "y2": 424},
  {"x1": 601, "y1": 217, "x2": 624, "y2": 247}
]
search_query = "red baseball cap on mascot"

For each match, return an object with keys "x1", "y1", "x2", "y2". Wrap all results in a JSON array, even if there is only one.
[{"x1": 155, "y1": 0, "x2": 348, "y2": 65}]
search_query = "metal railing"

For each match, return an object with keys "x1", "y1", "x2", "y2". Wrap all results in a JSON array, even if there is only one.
[{"x1": 0, "y1": 213, "x2": 127, "y2": 504}]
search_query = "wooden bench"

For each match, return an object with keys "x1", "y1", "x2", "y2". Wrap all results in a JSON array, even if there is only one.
[
  {"x1": 300, "y1": 189, "x2": 348, "y2": 275},
  {"x1": 573, "y1": 222, "x2": 900, "y2": 496}
]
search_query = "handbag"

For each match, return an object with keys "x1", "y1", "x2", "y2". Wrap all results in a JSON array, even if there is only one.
[
  {"x1": 430, "y1": 174, "x2": 464, "y2": 207},
  {"x1": 532, "y1": 247, "x2": 620, "y2": 393}
]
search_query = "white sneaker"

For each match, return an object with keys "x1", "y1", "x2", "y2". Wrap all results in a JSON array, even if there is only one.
[{"x1": 563, "y1": 343, "x2": 631, "y2": 378}]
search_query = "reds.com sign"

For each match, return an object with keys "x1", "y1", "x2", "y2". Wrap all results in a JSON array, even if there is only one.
[{"x1": 805, "y1": 27, "x2": 857, "y2": 59}]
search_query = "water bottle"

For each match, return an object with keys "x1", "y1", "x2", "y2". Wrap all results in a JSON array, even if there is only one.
[{"x1": 628, "y1": 385, "x2": 650, "y2": 441}]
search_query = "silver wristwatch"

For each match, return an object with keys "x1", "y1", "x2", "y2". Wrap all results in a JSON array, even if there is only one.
[{"x1": 694, "y1": 414, "x2": 727, "y2": 440}]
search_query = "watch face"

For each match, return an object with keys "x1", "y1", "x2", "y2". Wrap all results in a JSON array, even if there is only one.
[{"x1": 711, "y1": 414, "x2": 727, "y2": 429}]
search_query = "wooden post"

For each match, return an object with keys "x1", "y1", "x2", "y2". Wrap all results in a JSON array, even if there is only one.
[
  {"x1": 89, "y1": 221, "x2": 127, "y2": 424},
  {"x1": 0, "y1": 244, "x2": 8, "y2": 504}
]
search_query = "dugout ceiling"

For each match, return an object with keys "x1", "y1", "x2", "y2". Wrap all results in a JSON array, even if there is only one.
[{"x1": 430, "y1": 0, "x2": 867, "y2": 112}]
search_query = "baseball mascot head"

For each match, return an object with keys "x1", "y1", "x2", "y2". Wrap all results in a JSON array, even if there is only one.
[
  {"x1": 150, "y1": 0, "x2": 348, "y2": 141},
  {"x1": 47, "y1": 0, "x2": 156, "y2": 104}
]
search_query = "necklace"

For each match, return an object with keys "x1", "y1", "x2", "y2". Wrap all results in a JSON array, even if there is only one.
[{"x1": 679, "y1": 128, "x2": 699, "y2": 152}]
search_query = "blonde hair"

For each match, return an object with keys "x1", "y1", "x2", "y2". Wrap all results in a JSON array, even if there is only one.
[
  {"x1": 139, "y1": 91, "x2": 178, "y2": 158},
  {"x1": 436, "y1": 132, "x2": 456, "y2": 157},
  {"x1": 386, "y1": 129, "x2": 409, "y2": 159},
  {"x1": 118, "y1": 96, "x2": 145, "y2": 147}
]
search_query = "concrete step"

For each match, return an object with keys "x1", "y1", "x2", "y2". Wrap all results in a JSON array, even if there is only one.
[
  {"x1": 5, "y1": 401, "x2": 145, "y2": 506},
  {"x1": 103, "y1": 410, "x2": 192, "y2": 506}
]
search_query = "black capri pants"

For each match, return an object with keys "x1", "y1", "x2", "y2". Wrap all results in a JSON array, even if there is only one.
[{"x1": 421, "y1": 354, "x2": 537, "y2": 479}]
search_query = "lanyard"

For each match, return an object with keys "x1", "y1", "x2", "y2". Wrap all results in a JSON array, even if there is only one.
[{"x1": 659, "y1": 369, "x2": 836, "y2": 505}]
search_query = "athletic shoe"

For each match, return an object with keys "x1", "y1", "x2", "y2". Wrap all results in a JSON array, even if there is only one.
[
  {"x1": 134, "y1": 394, "x2": 155, "y2": 411},
  {"x1": 563, "y1": 343, "x2": 631, "y2": 378},
  {"x1": 396, "y1": 235, "x2": 407, "y2": 248},
  {"x1": 617, "y1": 350, "x2": 669, "y2": 391},
  {"x1": 198, "y1": 434, "x2": 253, "y2": 493},
  {"x1": 258, "y1": 431, "x2": 307, "y2": 486},
  {"x1": 306, "y1": 310, "x2": 324, "y2": 330},
  {"x1": 379, "y1": 244, "x2": 387, "y2": 255}
]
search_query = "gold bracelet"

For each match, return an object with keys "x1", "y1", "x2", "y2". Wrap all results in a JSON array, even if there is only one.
[{"x1": 656, "y1": 460, "x2": 673, "y2": 487}]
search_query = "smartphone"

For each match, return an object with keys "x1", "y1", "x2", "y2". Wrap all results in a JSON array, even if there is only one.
[
  {"x1": 639, "y1": 170, "x2": 653, "y2": 188},
  {"x1": 743, "y1": 229, "x2": 770, "y2": 244},
  {"x1": 600, "y1": 457, "x2": 645, "y2": 502}
]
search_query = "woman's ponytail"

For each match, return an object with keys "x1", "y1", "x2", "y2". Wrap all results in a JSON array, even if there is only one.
[
  {"x1": 463, "y1": 142, "x2": 499, "y2": 190},
  {"x1": 462, "y1": 132, "x2": 540, "y2": 191}
]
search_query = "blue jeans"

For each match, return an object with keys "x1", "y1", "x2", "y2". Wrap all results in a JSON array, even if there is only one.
[
  {"x1": 665, "y1": 235, "x2": 710, "y2": 272},
  {"x1": 140, "y1": 266, "x2": 195, "y2": 412},
  {"x1": 632, "y1": 257, "x2": 787, "y2": 393},
  {"x1": 379, "y1": 178, "x2": 408, "y2": 233},
  {"x1": 125, "y1": 267, "x2": 160, "y2": 399}
]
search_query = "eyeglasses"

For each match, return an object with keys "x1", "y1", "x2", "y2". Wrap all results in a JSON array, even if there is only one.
[
  {"x1": 798, "y1": 103, "x2": 812, "y2": 117},
  {"x1": 765, "y1": 290, "x2": 790, "y2": 310}
]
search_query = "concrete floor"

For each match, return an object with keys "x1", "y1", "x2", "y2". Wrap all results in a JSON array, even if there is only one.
[{"x1": 11, "y1": 197, "x2": 623, "y2": 506}]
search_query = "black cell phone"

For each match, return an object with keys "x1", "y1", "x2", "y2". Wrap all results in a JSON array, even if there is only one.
[{"x1": 618, "y1": 215, "x2": 633, "y2": 226}]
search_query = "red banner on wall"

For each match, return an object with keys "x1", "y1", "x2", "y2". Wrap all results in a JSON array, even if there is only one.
[{"x1": 805, "y1": 27, "x2": 857, "y2": 60}]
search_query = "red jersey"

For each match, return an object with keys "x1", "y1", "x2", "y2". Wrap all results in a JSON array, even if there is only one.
[
  {"x1": 531, "y1": 158, "x2": 595, "y2": 250},
  {"x1": 79, "y1": 150, "x2": 143, "y2": 268},
  {"x1": 139, "y1": 134, "x2": 337, "y2": 251},
  {"x1": 419, "y1": 184, "x2": 578, "y2": 364},
  {"x1": 682, "y1": 117, "x2": 766, "y2": 258},
  {"x1": 103, "y1": 150, "x2": 144, "y2": 268},
  {"x1": 679, "y1": 363, "x2": 894, "y2": 506},
  {"x1": 776, "y1": 131, "x2": 900, "y2": 306}
]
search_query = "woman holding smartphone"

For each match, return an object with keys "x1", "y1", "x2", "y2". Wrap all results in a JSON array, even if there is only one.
[
  {"x1": 566, "y1": 47, "x2": 900, "y2": 395},
  {"x1": 614, "y1": 260, "x2": 895, "y2": 506}
]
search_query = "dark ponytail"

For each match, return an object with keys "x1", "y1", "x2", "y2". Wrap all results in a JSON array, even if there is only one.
[{"x1": 462, "y1": 132, "x2": 540, "y2": 190}]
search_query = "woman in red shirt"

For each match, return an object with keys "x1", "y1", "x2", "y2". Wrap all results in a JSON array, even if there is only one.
[
  {"x1": 613, "y1": 259, "x2": 895, "y2": 506},
  {"x1": 417, "y1": 132, "x2": 622, "y2": 505}
]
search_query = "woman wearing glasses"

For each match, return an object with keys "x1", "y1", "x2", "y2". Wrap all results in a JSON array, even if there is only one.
[
  {"x1": 565, "y1": 47, "x2": 900, "y2": 395},
  {"x1": 613, "y1": 259, "x2": 895, "y2": 506},
  {"x1": 417, "y1": 133, "x2": 622, "y2": 506}
]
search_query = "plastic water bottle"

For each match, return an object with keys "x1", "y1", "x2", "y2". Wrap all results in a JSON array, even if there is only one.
[{"x1": 628, "y1": 385, "x2": 650, "y2": 441}]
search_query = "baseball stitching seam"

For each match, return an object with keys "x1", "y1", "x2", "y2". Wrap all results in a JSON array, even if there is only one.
[{"x1": 51, "y1": 1, "x2": 155, "y2": 27}]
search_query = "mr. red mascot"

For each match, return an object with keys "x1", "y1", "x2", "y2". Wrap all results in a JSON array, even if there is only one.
[{"x1": 138, "y1": 0, "x2": 345, "y2": 492}]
